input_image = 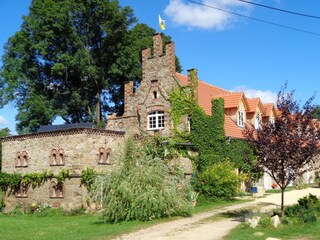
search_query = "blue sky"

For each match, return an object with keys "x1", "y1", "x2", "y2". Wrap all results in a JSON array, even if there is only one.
[{"x1": 1, "y1": 0, "x2": 320, "y2": 134}]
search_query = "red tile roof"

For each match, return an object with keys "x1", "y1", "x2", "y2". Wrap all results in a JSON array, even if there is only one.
[
  {"x1": 263, "y1": 103, "x2": 275, "y2": 117},
  {"x1": 213, "y1": 92, "x2": 248, "y2": 110},
  {"x1": 176, "y1": 73, "x2": 247, "y2": 139},
  {"x1": 224, "y1": 115, "x2": 246, "y2": 139}
]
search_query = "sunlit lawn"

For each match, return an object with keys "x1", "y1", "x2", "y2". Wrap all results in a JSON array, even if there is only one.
[
  {"x1": 0, "y1": 198, "x2": 250, "y2": 240},
  {"x1": 225, "y1": 220, "x2": 320, "y2": 240}
]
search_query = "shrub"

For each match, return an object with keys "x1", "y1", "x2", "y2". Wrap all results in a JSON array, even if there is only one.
[
  {"x1": 192, "y1": 161, "x2": 239, "y2": 199},
  {"x1": 285, "y1": 194, "x2": 320, "y2": 223}
]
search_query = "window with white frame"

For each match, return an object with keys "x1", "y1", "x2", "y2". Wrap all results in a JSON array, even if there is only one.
[
  {"x1": 269, "y1": 117, "x2": 275, "y2": 125},
  {"x1": 238, "y1": 110, "x2": 245, "y2": 127},
  {"x1": 148, "y1": 111, "x2": 164, "y2": 130},
  {"x1": 255, "y1": 113, "x2": 261, "y2": 129}
]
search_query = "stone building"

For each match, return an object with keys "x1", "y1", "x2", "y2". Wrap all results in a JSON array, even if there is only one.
[{"x1": 2, "y1": 128, "x2": 124, "y2": 210}]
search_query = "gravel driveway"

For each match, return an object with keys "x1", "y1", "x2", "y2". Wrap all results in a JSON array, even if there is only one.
[{"x1": 114, "y1": 187, "x2": 320, "y2": 240}]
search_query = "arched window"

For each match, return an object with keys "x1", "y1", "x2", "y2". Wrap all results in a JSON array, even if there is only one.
[
  {"x1": 147, "y1": 111, "x2": 164, "y2": 130},
  {"x1": 15, "y1": 151, "x2": 29, "y2": 167},
  {"x1": 49, "y1": 181, "x2": 64, "y2": 198},
  {"x1": 153, "y1": 91, "x2": 158, "y2": 99},
  {"x1": 15, "y1": 183, "x2": 28, "y2": 198},
  {"x1": 50, "y1": 149, "x2": 65, "y2": 166},
  {"x1": 97, "y1": 148, "x2": 112, "y2": 165}
]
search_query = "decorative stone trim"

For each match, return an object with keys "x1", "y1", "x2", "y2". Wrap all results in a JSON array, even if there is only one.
[
  {"x1": 50, "y1": 148, "x2": 65, "y2": 166},
  {"x1": 15, "y1": 183, "x2": 28, "y2": 198},
  {"x1": 97, "y1": 147, "x2": 112, "y2": 165},
  {"x1": 15, "y1": 151, "x2": 29, "y2": 168},
  {"x1": 49, "y1": 181, "x2": 65, "y2": 198},
  {"x1": 1, "y1": 128, "x2": 125, "y2": 142}
]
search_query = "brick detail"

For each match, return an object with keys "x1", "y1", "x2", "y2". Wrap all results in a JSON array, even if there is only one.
[
  {"x1": 166, "y1": 42, "x2": 175, "y2": 74},
  {"x1": 153, "y1": 33, "x2": 163, "y2": 57},
  {"x1": 142, "y1": 48, "x2": 151, "y2": 80},
  {"x1": 124, "y1": 81, "x2": 134, "y2": 114}
]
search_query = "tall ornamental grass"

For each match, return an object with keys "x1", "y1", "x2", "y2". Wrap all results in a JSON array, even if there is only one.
[{"x1": 91, "y1": 137, "x2": 194, "y2": 223}]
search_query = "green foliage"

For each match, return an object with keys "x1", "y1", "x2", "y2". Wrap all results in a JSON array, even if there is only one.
[
  {"x1": 0, "y1": 172, "x2": 22, "y2": 191},
  {"x1": 285, "y1": 194, "x2": 320, "y2": 223},
  {"x1": 91, "y1": 137, "x2": 193, "y2": 223},
  {"x1": 0, "y1": 169, "x2": 68, "y2": 192},
  {"x1": 80, "y1": 168, "x2": 97, "y2": 191},
  {"x1": 22, "y1": 170, "x2": 53, "y2": 188},
  {"x1": 56, "y1": 169, "x2": 70, "y2": 182},
  {"x1": 314, "y1": 105, "x2": 320, "y2": 120},
  {"x1": 192, "y1": 161, "x2": 239, "y2": 199}
]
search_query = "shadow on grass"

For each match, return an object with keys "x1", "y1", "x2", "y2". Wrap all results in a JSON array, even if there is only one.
[{"x1": 220, "y1": 209, "x2": 253, "y2": 222}]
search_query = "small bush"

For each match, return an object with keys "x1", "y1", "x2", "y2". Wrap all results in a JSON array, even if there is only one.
[
  {"x1": 192, "y1": 161, "x2": 239, "y2": 199},
  {"x1": 9, "y1": 204, "x2": 24, "y2": 216},
  {"x1": 285, "y1": 194, "x2": 320, "y2": 223}
]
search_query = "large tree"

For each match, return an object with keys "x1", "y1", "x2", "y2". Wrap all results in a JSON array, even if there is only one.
[
  {"x1": 0, "y1": 0, "x2": 181, "y2": 133},
  {"x1": 244, "y1": 83, "x2": 320, "y2": 216}
]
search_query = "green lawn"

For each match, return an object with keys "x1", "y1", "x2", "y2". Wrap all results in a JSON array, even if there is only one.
[
  {"x1": 225, "y1": 220, "x2": 320, "y2": 240},
  {"x1": 0, "y1": 198, "x2": 250, "y2": 240}
]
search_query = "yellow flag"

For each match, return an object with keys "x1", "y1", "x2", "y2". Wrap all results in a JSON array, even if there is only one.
[{"x1": 159, "y1": 15, "x2": 166, "y2": 31}]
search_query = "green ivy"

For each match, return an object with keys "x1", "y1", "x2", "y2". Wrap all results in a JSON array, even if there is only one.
[
  {"x1": 22, "y1": 170, "x2": 54, "y2": 188},
  {"x1": 0, "y1": 169, "x2": 70, "y2": 192},
  {"x1": 80, "y1": 168, "x2": 97, "y2": 191},
  {"x1": 169, "y1": 69, "x2": 261, "y2": 180},
  {"x1": 56, "y1": 169, "x2": 70, "y2": 182}
]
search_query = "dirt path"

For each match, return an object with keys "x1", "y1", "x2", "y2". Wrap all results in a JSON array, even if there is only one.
[{"x1": 114, "y1": 187, "x2": 320, "y2": 240}]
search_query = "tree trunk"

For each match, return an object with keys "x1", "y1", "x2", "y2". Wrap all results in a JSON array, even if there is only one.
[{"x1": 280, "y1": 187, "x2": 285, "y2": 217}]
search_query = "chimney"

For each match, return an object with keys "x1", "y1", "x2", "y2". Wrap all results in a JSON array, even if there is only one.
[
  {"x1": 124, "y1": 81, "x2": 134, "y2": 114},
  {"x1": 166, "y1": 42, "x2": 175, "y2": 74},
  {"x1": 153, "y1": 33, "x2": 163, "y2": 57},
  {"x1": 187, "y1": 68, "x2": 198, "y2": 100},
  {"x1": 142, "y1": 48, "x2": 151, "y2": 80}
]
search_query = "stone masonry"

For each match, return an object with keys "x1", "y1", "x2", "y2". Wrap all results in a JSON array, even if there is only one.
[{"x1": 2, "y1": 128, "x2": 124, "y2": 211}]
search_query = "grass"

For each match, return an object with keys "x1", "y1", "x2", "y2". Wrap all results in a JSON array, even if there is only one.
[
  {"x1": 265, "y1": 185, "x2": 296, "y2": 194},
  {"x1": 0, "y1": 197, "x2": 251, "y2": 240},
  {"x1": 225, "y1": 219, "x2": 320, "y2": 240},
  {"x1": 193, "y1": 195, "x2": 252, "y2": 214},
  {"x1": 0, "y1": 214, "x2": 159, "y2": 240}
]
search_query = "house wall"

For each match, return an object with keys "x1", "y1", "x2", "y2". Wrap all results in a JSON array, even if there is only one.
[{"x1": 2, "y1": 128, "x2": 125, "y2": 211}]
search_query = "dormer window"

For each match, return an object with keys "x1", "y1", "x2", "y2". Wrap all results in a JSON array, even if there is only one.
[
  {"x1": 255, "y1": 113, "x2": 261, "y2": 129},
  {"x1": 238, "y1": 110, "x2": 245, "y2": 127},
  {"x1": 270, "y1": 117, "x2": 275, "y2": 125},
  {"x1": 148, "y1": 111, "x2": 164, "y2": 130}
]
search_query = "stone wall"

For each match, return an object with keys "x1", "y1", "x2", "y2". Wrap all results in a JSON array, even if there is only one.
[
  {"x1": 107, "y1": 33, "x2": 183, "y2": 137},
  {"x1": 1, "y1": 128, "x2": 125, "y2": 211}
]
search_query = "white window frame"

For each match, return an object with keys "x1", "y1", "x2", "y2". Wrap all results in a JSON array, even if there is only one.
[
  {"x1": 238, "y1": 110, "x2": 245, "y2": 127},
  {"x1": 255, "y1": 113, "x2": 261, "y2": 129},
  {"x1": 269, "y1": 117, "x2": 275, "y2": 125},
  {"x1": 148, "y1": 111, "x2": 165, "y2": 130}
]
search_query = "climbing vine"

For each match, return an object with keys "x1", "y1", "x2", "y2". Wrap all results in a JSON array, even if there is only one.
[
  {"x1": 0, "y1": 169, "x2": 71, "y2": 192},
  {"x1": 169, "y1": 69, "x2": 260, "y2": 179},
  {"x1": 80, "y1": 167, "x2": 97, "y2": 191}
]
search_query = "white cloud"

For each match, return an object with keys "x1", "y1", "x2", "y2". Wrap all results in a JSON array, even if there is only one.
[
  {"x1": 0, "y1": 115, "x2": 9, "y2": 125},
  {"x1": 164, "y1": 0, "x2": 251, "y2": 30},
  {"x1": 231, "y1": 86, "x2": 277, "y2": 103}
]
